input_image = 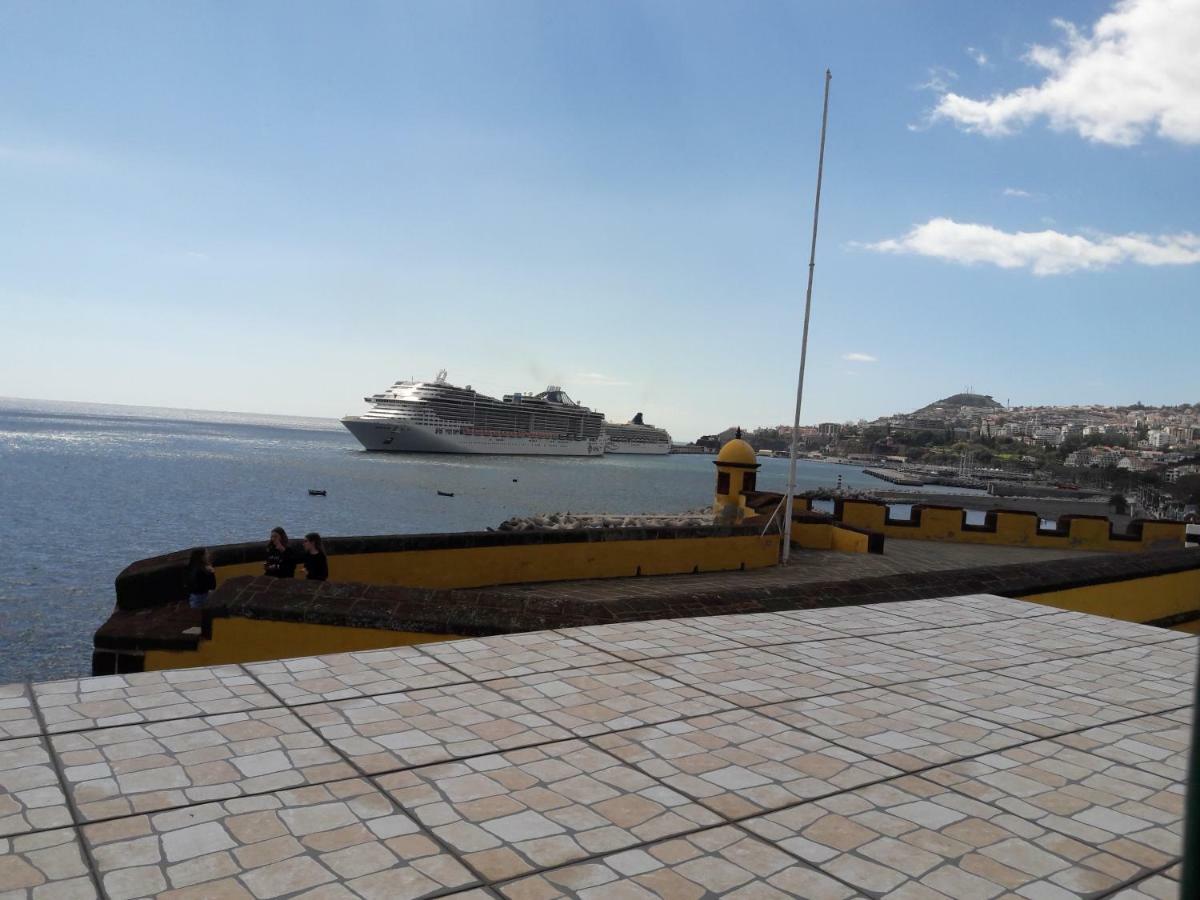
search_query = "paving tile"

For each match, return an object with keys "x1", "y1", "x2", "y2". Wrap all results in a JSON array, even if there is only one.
[
  {"x1": 81, "y1": 777, "x2": 475, "y2": 899},
  {"x1": 52, "y1": 707, "x2": 356, "y2": 821},
  {"x1": 1108, "y1": 872, "x2": 1182, "y2": 899},
  {"x1": 0, "y1": 737, "x2": 72, "y2": 837},
  {"x1": 589, "y1": 708, "x2": 899, "y2": 818},
  {"x1": 942, "y1": 594, "x2": 1058, "y2": 619},
  {"x1": 1052, "y1": 712, "x2": 1189, "y2": 782},
  {"x1": 775, "y1": 605, "x2": 937, "y2": 638},
  {"x1": 498, "y1": 824, "x2": 860, "y2": 899},
  {"x1": 638, "y1": 647, "x2": 873, "y2": 707},
  {"x1": 877, "y1": 625, "x2": 1061, "y2": 671},
  {"x1": 295, "y1": 684, "x2": 571, "y2": 773},
  {"x1": 758, "y1": 688, "x2": 1033, "y2": 772},
  {"x1": 555, "y1": 619, "x2": 748, "y2": 660},
  {"x1": 1105, "y1": 638, "x2": 1198, "y2": 682},
  {"x1": 378, "y1": 739, "x2": 722, "y2": 882},
  {"x1": 925, "y1": 740, "x2": 1183, "y2": 884},
  {"x1": 1034, "y1": 611, "x2": 1184, "y2": 645},
  {"x1": 887, "y1": 596, "x2": 1037, "y2": 627},
  {"x1": 420, "y1": 633, "x2": 620, "y2": 680},
  {"x1": 684, "y1": 612, "x2": 850, "y2": 647},
  {"x1": 955, "y1": 617, "x2": 1141, "y2": 658},
  {"x1": 0, "y1": 684, "x2": 40, "y2": 740},
  {"x1": 33, "y1": 667, "x2": 275, "y2": 733},
  {"x1": 891, "y1": 670, "x2": 1151, "y2": 738},
  {"x1": 246, "y1": 647, "x2": 467, "y2": 706},
  {"x1": 996, "y1": 655, "x2": 1191, "y2": 720},
  {"x1": 0, "y1": 827, "x2": 96, "y2": 898},
  {"x1": 763, "y1": 638, "x2": 975, "y2": 688},
  {"x1": 743, "y1": 772, "x2": 1132, "y2": 898},
  {"x1": 485, "y1": 663, "x2": 736, "y2": 737}
]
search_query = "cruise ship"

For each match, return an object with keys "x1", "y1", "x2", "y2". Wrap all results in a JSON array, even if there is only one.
[
  {"x1": 604, "y1": 412, "x2": 672, "y2": 454},
  {"x1": 341, "y1": 371, "x2": 606, "y2": 456}
]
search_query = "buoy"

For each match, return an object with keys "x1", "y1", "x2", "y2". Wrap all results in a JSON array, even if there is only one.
[
  {"x1": 308, "y1": 489, "x2": 327, "y2": 496},
  {"x1": 437, "y1": 490, "x2": 455, "y2": 497}
]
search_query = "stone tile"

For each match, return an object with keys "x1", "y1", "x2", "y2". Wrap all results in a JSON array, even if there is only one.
[
  {"x1": 0, "y1": 827, "x2": 96, "y2": 898},
  {"x1": 639, "y1": 647, "x2": 873, "y2": 707},
  {"x1": 1034, "y1": 611, "x2": 1184, "y2": 646},
  {"x1": 486, "y1": 663, "x2": 736, "y2": 737},
  {"x1": 421, "y1": 633, "x2": 620, "y2": 680},
  {"x1": 0, "y1": 684, "x2": 40, "y2": 740},
  {"x1": 498, "y1": 824, "x2": 859, "y2": 899},
  {"x1": 1108, "y1": 873, "x2": 1182, "y2": 899},
  {"x1": 776, "y1": 605, "x2": 937, "y2": 638},
  {"x1": 1054, "y1": 713, "x2": 1189, "y2": 782},
  {"x1": 888, "y1": 596, "x2": 1038, "y2": 627},
  {"x1": 82, "y1": 777, "x2": 475, "y2": 898},
  {"x1": 295, "y1": 684, "x2": 571, "y2": 773},
  {"x1": 942, "y1": 594, "x2": 1058, "y2": 619},
  {"x1": 0, "y1": 737, "x2": 72, "y2": 837},
  {"x1": 956, "y1": 617, "x2": 1141, "y2": 658},
  {"x1": 926, "y1": 739, "x2": 1183, "y2": 883},
  {"x1": 52, "y1": 707, "x2": 356, "y2": 821},
  {"x1": 764, "y1": 638, "x2": 975, "y2": 688},
  {"x1": 744, "y1": 773, "x2": 1129, "y2": 897},
  {"x1": 246, "y1": 646, "x2": 466, "y2": 705},
  {"x1": 590, "y1": 709, "x2": 900, "y2": 818},
  {"x1": 378, "y1": 739, "x2": 721, "y2": 882},
  {"x1": 33, "y1": 667, "x2": 275, "y2": 733},
  {"x1": 1105, "y1": 639, "x2": 1198, "y2": 682},
  {"x1": 685, "y1": 612, "x2": 851, "y2": 647},
  {"x1": 997, "y1": 656, "x2": 1191, "y2": 721},
  {"x1": 891, "y1": 670, "x2": 1150, "y2": 738},
  {"x1": 758, "y1": 688, "x2": 1033, "y2": 772},
  {"x1": 879, "y1": 625, "x2": 1060, "y2": 671},
  {"x1": 556, "y1": 619, "x2": 748, "y2": 660}
]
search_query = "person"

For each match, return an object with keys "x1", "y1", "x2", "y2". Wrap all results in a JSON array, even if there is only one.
[
  {"x1": 302, "y1": 532, "x2": 329, "y2": 581},
  {"x1": 186, "y1": 547, "x2": 216, "y2": 609},
  {"x1": 264, "y1": 526, "x2": 297, "y2": 578}
]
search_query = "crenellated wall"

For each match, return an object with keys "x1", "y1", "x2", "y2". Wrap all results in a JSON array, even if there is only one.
[{"x1": 744, "y1": 492, "x2": 1185, "y2": 553}]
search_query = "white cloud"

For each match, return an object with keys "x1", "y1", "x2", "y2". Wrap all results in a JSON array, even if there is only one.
[
  {"x1": 933, "y1": 0, "x2": 1200, "y2": 145},
  {"x1": 917, "y1": 66, "x2": 958, "y2": 93},
  {"x1": 1003, "y1": 187, "x2": 1034, "y2": 198},
  {"x1": 965, "y1": 46, "x2": 990, "y2": 67},
  {"x1": 842, "y1": 352, "x2": 878, "y2": 363},
  {"x1": 866, "y1": 217, "x2": 1200, "y2": 275},
  {"x1": 573, "y1": 372, "x2": 631, "y2": 387}
]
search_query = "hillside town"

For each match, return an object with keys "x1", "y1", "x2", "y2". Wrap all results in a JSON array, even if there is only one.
[{"x1": 698, "y1": 393, "x2": 1200, "y2": 520}]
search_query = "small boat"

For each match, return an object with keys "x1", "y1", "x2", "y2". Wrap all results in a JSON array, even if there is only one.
[
  {"x1": 308, "y1": 489, "x2": 327, "y2": 496},
  {"x1": 437, "y1": 490, "x2": 455, "y2": 497}
]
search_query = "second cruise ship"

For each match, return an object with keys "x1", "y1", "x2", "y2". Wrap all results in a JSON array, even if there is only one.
[
  {"x1": 342, "y1": 371, "x2": 607, "y2": 456},
  {"x1": 604, "y1": 413, "x2": 672, "y2": 454}
]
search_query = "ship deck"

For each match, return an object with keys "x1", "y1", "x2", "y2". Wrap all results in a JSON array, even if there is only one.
[{"x1": 5, "y1": 594, "x2": 1192, "y2": 898}]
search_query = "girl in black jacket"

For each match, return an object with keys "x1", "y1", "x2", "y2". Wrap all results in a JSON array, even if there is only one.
[
  {"x1": 187, "y1": 547, "x2": 216, "y2": 608},
  {"x1": 264, "y1": 527, "x2": 297, "y2": 578}
]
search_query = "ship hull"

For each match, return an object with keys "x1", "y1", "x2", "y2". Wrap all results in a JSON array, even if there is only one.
[
  {"x1": 342, "y1": 417, "x2": 604, "y2": 456},
  {"x1": 605, "y1": 440, "x2": 671, "y2": 455}
]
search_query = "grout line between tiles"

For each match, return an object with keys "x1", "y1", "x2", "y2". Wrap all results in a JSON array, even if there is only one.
[
  {"x1": 27, "y1": 677, "x2": 108, "y2": 900},
  {"x1": 1091, "y1": 857, "x2": 1183, "y2": 899}
]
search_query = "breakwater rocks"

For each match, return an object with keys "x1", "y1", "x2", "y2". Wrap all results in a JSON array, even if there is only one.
[{"x1": 496, "y1": 510, "x2": 715, "y2": 531}]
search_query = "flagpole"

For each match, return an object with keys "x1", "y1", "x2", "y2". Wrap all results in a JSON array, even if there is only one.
[{"x1": 782, "y1": 68, "x2": 832, "y2": 564}]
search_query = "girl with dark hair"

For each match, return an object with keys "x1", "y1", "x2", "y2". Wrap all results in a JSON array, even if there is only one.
[
  {"x1": 302, "y1": 532, "x2": 329, "y2": 582},
  {"x1": 187, "y1": 547, "x2": 216, "y2": 608},
  {"x1": 264, "y1": 527, "x2": 296, "y2": 578}
]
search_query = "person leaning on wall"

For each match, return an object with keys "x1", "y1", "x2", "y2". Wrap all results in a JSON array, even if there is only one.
[
  {"x1": 264, "y1": 526, "x2": 298, "y2": 578},
  {"x1": 301, "y1": 532, "x2": 329, "y2": 582},
  {"x1": 186, "y1": 547, "x2": 216, "y2": 608}
]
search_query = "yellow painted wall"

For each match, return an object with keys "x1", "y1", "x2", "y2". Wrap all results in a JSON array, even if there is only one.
[
  {"x1": 788, "y1": 522, "x2": 870, "y2": 554},
  {"x1": 213, "y1": 533, "x2": 781, "y2": 590},
  {"x1": 1020, "y1": 568, "x2": 1200, "y2": 625},
  {"x1": 144, "y1": 617, "x2": 464, "y2": 671},
  {"x1": 834, "y1": 500, "x2": 1183, "y2": 553}
]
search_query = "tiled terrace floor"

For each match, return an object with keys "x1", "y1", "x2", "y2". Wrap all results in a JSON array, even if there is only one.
[{"x1": 1, "y1": 594, "x2": 1193, "y2": 899}]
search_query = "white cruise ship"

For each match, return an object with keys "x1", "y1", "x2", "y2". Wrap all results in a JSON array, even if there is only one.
[
  {"x1": 604, "y1": 413, "x2": 672, "y2": 454},
  {"x1": 342, "y1": 371, "x2": 606, "y2": 456}
]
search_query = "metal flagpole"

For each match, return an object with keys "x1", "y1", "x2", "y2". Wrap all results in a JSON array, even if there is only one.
[{"x1": 782, "y1": 68, "x2": 832, "y2": 564}]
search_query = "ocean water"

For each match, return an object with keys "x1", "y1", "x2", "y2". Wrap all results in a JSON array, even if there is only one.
[{"x1": 0, "y1": 397, "x2": 975, "y2": 683}]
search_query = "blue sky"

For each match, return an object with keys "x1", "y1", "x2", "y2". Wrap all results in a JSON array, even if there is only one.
[{"x1": 1, "y1": 0, "x2": 1196, "y2": 439}]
